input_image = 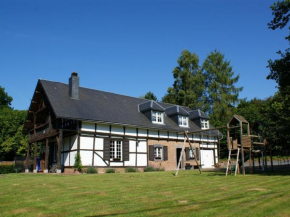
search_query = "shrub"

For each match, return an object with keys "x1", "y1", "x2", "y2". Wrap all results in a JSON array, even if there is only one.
[
  {"x1": 74, "y1": 153, "x2": 83, "y2": 172},
  {"x1": 144, "y1": 166, "x2": 155, "y2": 172},
  {"x1": 105, "y1": 168, "x2": 115, "y2": 173},
  {"x1": 125, "y1": 167, "x2": 136, "y2": 173},
  {"x1": 86, "y1": 167, "x2": 98, "y2": 174},
  {"x1": 0, "y1": 165, "x2": 16, "y2": 174},
  {"x1": 144, "y1": 166, "x2": 164, "y2": 172}
]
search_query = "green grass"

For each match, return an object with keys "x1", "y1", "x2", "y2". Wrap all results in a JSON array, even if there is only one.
[{"x1": 1, "y1": 171, "x2": 290, "y2": 216}]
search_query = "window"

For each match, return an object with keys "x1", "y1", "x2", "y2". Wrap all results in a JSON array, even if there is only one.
[
  {"x1": 149, "y1": 145, "x2": 168, "y2": 161},
  {"x1": 201, "y1": 119, "x2": 209, "y2": 129},
  {"x1": 189, "y1": 149, "x2": 195, "y2": 159},
  {"x1": 178, "y1": 115, "x2": 188, "y2": 127},
  {"x1": 154, "y1": 146, "x2": 163, "y2": 160},
  {"x1": 152, "y1": 111, "x2": 163, "y2": 124},
  {"x1": 110, "y1": 140, "x2": 122, "y2": 161}
]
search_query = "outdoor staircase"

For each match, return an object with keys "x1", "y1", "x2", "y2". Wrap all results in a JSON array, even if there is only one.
[{"x1": 226, "y1": 148, "x2": 240, "y2": 176}]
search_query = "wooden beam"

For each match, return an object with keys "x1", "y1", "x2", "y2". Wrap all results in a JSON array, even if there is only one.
[
  {"x1": 32, "y1": 101, "x2": 38, "y2": 104},
  {"x1": 25, "y1": 143, "x2": 31, "y2": 173},
  {"x1": 33, "y1": 143, "x2": 38, "y2": 173},
  {"x1": 56, "y1": 130, "x2": 63, "y2": 173},
  {"x1": 44, "y1": 138, "x2": 49, "y2": 173}
]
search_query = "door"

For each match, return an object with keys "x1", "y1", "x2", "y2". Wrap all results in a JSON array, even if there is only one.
[
  {"x1": 200, "y1": 150, "x2": 214, "y2": 168},
  {"x1": 176, "y1": 148, "x2": 183, "y2": 169}
]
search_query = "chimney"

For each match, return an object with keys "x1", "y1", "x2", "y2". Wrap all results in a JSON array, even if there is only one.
[{"x1": 69, "y1": 72, "x2": 79, "y2": 100}]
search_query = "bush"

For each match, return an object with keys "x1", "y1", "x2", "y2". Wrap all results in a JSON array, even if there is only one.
[
  {"x1": 144, "y1": 166, "x2": 164, "y2": 172},
  {"x1": 105, "y1": 168, "x2": 115, "y2": 173},
  {"x1": 0, "y1": 165, "x2": 16, "y2": 174},
  {"x1": 125, "y1": 167, "x2": 136, "y2": 173},
  {"x1": 86, "y1": 167, "x2": 98, "y2": 174},
  {"x1": 144, "y1": 166, "x2": 155, "y2": 172}
]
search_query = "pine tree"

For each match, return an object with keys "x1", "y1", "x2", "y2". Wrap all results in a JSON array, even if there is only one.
[{"x1": 202, "y1": 50, "x2": 243, "y2": 126}]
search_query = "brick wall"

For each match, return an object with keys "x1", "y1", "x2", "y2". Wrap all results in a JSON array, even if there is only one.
[{"x1": 148, "y1": 139, "x2": 200, "y2": 171}]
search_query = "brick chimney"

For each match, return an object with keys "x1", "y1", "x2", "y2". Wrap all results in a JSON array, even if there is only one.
[{"x1": 69, "y1": 72, "x2": 79, "y2": 100}]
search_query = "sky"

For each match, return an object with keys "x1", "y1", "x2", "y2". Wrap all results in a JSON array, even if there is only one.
[{"x1": 0, "y1": 0, "x2": 288, "y2": 110}]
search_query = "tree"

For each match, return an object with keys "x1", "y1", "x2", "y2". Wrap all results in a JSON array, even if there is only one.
[
  {"x1": 162, "y1": 50, "x2": 206, "y2": 109},
  {"x1": 0, "y1": 85, "x2": 28, "y2": 161},
  {"x1": 0, "y1": 86, "x2": 13, "y2": 109},
  {"x1": 140, "y1": 91, "x2": 158, "y2": 101},
  {"x1": 202, "y1": 50, "x2": 243, "y2": 126},
  {"x1": 267, "y1": 0, "x2": 290, "y2": 97}
]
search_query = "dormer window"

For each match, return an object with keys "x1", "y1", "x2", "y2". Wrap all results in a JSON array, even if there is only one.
[
  {"x1": 178, "y1": 115, "x2": 188, "y2": 127},
  {"x1": 201, "y1": 119, "x2": 209, "y2": 129},
  {"x1": 152, "y1": 111, "x2": 163, "y2": 124}
]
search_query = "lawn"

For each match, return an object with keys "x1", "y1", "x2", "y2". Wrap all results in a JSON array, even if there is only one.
[{"x1": 0, "y1": 171, "x2": 290, "y2": 217}]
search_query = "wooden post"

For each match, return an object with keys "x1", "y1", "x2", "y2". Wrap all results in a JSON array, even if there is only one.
[
  {"x1": 44, "y1": 138, "x2": 49, "y2": 173},
  {"x1": 240, "y1": 123, "x2": 245, "y2": 175},
  {"x1": 56, "y1": 130, "x2": 63, "y2": 173},
  {"x1": 33, "y1": 142, "x2": 38, "y2": 173},
  {"x1": 25, "y1": 143, "x2": 31, "y2": 173}
]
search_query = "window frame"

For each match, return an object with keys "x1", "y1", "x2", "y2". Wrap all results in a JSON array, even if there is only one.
[
  {"x1": 154, "y1": 146, "x2": 163, "y2": 160},
  {"x1": 178, "y1": 115, "x2": 189, "y2": 127},
  {"x1": 151, "y1": 110, "x2": 164, "y2": 124},
  {"x1": 201, "y1": 119, "x2": 209, "y2": 129},
  {"x1": 110, "y1": 140, "x2": 123, "y2": 161}
]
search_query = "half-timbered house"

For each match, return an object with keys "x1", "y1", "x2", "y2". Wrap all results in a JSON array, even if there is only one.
[{"x1": 24, "y1": 73, "x2": 219, "y2": 173}]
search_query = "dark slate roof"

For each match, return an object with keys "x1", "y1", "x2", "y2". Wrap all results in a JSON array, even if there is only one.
[
  {"x1": 139, "y1": 100, "x2": 165, "y2": 112},
  {"x1": 36, "y1": 79, "x2": 216, "y2": 134},
  {"x1": 165, "y1": 105, "x2": 189, "y2": 117},
  {"x1": 189, "y1": 109, "x2": 210, "y2": 120}
]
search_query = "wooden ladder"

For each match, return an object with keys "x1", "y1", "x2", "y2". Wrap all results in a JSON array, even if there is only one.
[{"x1": 226, "y1": 148, "x2": 240, "y2": 176}]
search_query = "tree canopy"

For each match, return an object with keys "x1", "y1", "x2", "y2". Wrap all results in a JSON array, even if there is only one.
[
  {"x1": 141, "y1": 91, "x2": 158, "y2": 101},
  {"x1": 0, "y1": 86, "x2": 27, "y2": 161},
  {"x1": 0, "y1": 86, "x2": 13, "y2": 109},
  {"x1": 162, "y1": 50, "x2": 206, "y2": 110}
]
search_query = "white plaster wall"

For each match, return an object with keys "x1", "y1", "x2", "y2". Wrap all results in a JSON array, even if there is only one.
[
  {"x1": 148, "y1": 130, "x2": 158, "y2": 138},
  {"x1": 71, "y1": 136, "x2": 78, "y2": 150},
  {"x1": 178, "y1": 133, "x2": 185, "y2": 140},
  {"x1": 138, "y1": 128, "x2": 147, "y2": 137},
  {"x1": 110, "y1": 162, "x2": 123, "y2": 166},
  {"x1": 80, "y1": 150, "x2": 93, "y2": 166},
  {"x1": 95, "y1": 138, "x2": 104, "y2": 150},
  {"x1": 159, "y1": 131, "x2": 167, "y2": 139},
  {"x1": 70, "y1": 151, "x2": 77, "y2": 166},
  {"x1": 81, "y1": 122, "x2": 95, "y2": 132},
  {"x1": 124, "y1": 153, "x2": 136, "y2": 166},
  {"x1": 193, "y1": 134, "x2": 200, "y2": 140},
  {"x1": 137, "y1": 141, "x2": 147, "y2": 153},
  {"x1": 129, "y1": 140, "x2": 136, "y2": 152},
  {"x1": 137, "y1": 154, "x2": 147, "y2": 166},
  {"x1": 80, "y1": 136, "x2": 94, "y2": 150},
  {"x1": 97, "y1": 124, "x2": 110, "y2": 133},
  {"x1": 94, "y1": 151, "x2": 107, "y2": 166},
  {"x1": 125, "y1": 127, "x2": 137, "y2": 136},
  {"x1": 63, "y1": 152, "x2": 69, "y2": 166},
  {"x1": 111, "y1": 125, "x2": 124, "y2": 135}
]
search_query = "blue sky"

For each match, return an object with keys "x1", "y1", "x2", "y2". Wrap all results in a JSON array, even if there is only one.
[{"x1": 0, "y1": 0, "x2": 288, "y2": 110}]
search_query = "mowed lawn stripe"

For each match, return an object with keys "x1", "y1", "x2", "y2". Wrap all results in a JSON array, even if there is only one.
[{"x1": 0, "y1": 171, "x2": 290, "y2": 216}]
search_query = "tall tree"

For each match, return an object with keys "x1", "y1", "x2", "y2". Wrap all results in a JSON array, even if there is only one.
[
  {"x1": 0, "y1": 86, "x2": 13, "y2": 109},
  {"x1": 162, "y1": 50, "x2": 206, "y2": 109},
  {"x1": 140, "y1": 91, "x2": 158, "y2": 101},
  {"x1": 202, "y1": 50, "x2": 243, "y2": 126},
  {"x1": 267, "y1": 0, "x2": 290, "y2": 97}
]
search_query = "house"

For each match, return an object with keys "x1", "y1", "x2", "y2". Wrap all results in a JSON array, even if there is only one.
[{"x1": 24, "y1": 73, "x2": 220, "y2": 173}]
